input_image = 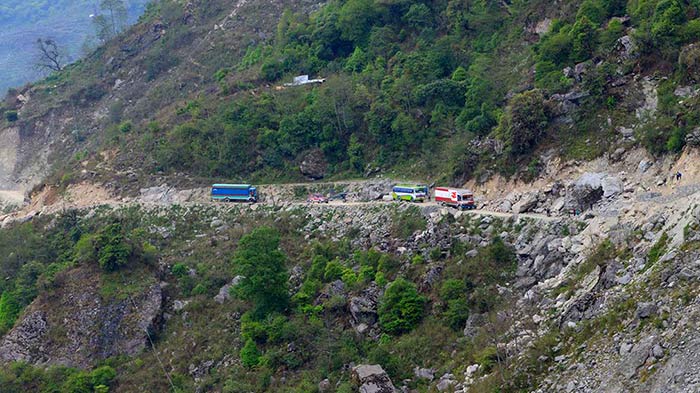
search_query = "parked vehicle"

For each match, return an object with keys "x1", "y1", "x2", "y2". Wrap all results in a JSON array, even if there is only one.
[
  {"x1": 329, "y1": 192, "x2": 348, "y2": 202},
  {"x1": 417, "y1": 184, "x2": 430, "y2": 200},
  {"x1": 435, "y1": 187, "x2": 475, "y2": 210},
  {"x1": 211, "y1": 184, "x2": 258, "y2": 202},
  {"x1": 307, "y1": 193, "x2": 329, "y2": 203},
  {"x1": 391, "y1": 184, "x2": 427, "y2": 202}
]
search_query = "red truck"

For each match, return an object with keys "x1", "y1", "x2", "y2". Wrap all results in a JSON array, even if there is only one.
[{"x1": 435, "y1": 187, "x2": 476, "y2": 210}]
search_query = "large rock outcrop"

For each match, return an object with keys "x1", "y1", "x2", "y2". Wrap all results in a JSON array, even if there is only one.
[
  {"x1": 0, "y1": 267, "x2": 162, "y2": 368},
  {"x1": 352, "y1": 364, "x2": 397, "y2": 393}
]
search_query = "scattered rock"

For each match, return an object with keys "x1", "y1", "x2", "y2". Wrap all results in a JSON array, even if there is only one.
[
  {"x1": 414, "y1": 367, "x2": 435, "y2": 381},
  {"x1": 349, "y1": 284, "x2": 382, "y2": 332},
  {"x1": 620, "y1": 342, "x2": 633, "y2": 356},
  {"x1": 685, "y1": 127, "x2": 700, "y2": 148},
  {"x1": 636, "y1": 302, "x2": 658, "y2": 319},
  {"x1": 213, "y1": 276, "x2": 243, "y2": 304},
  {"x1": 173, "y1": 299, "x2": 190, "y2": 311},
  {"x1": 614, "y1": 35, "x2": 638, "y2": 60},
  {"x1": 351, "y1": 364, "x2": 397, "y2": 393},
  {"x1": 436, "y1": 373, "x2": 456, "y2": 392},
  {"x1": 318, "y1": 378, "x2": 331, "y2": 392}
]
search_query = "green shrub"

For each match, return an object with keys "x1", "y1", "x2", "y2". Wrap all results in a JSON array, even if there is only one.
[
  {"x1": 5, "y1": 110, "x2": 18, "y2": 122},
  {"x1": 323, "y1": 260, "x2": 344, "y2": 282},
  {"x1": 444, "y1": 298, "x2": 470, "y2": 330},
  {"x1": 474, "y1": 345, "x2": 499, "y2": 373},
  {"x1": 90, "y1": 366, "x2": 116, "y2": 387},
  {"x1": 191, "y1": 283, "x2": 207, "y2": 296},
  {"x1": 118, "y1": 121, "x2": 132, "y2": 133},
  {"x1": 240, "y1": 338, "x2": 261, "y2": 368},
  {"x1": 599, "y1": 19, "x2": 625, "y2": 51},
  {"x1": 378, "y1": 278, "x2": 426, "y2": 335},
  {"x1": 440, "y1": 279, "x2": 466, "y2": 301},
  {"x1": 171, "y1": 263, "x2": 189, "y2": 277},
  {"x1": 95, "y1": 224, "x2": 132, "y2": 272},
  {"x1": 341, "y1": 268, "x2": 359, "y2": 286},
  {"x1": 0, "y1": 291, "x2": 22, "y2": 334},
  {"x1": 534, "y1": 61, "x2": 571, "y2": 92},
  {"x1": 666, "y1": 127, "x2": 687, "y2": 153},
  {"x1": 648, "y1": 232, "x2": 670, "y2": 266},
  {"x1": 375, "y1": 271, "x2": 387, "y2": 286},
  {"x1": 495, "y1": 89, "x2": 550, "y2": 157},
  {"x1": 233, "y1": 227, "x2": 289, "y2": 318},
  {"x1": 292, "y1": 278, "x2": 321, "y2": 306}
]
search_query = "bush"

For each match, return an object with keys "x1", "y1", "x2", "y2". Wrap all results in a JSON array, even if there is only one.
[
  {"x1": 95, "y1": 224, "x2": 133, "y2": 272},
  {"x1": 240, "y1": 338, "x2": 261, "y2": 368},
  {"x1": 90, "y1": 366, "x2": 116, "y2": 387},
  {"x1": 5, "y1": 110, "x2": 18, "y2": 122},
  {"x1": 495, "y1": 89, "x2": 550, "y2": 156},
  {"x1": 666, "y1": 127, "x2": 686, "y2": 153},
  {"x1": 648, "y1": 232, "x2": 670, "y2": 266},
  {"x1": 233, "y1": 227, "x2": 289, "y2": 318},
  {"x1": 171, "y1": 263, "x2": 189, "y2": 277},
  {"x1": 323, "y1": 260, "x2": 344, "y2": 282},
  {"x1": 444, "y1": 298, "x2": 470, "y2": 330},
  {"x1": 571, "y1": 16, "x2": 597, "y2": 63},
  {"x1": 62, "y1": 371, "x2": 93, "y2": 393},
  {"x1": 378, "y1": 278, "x2": 426, "y2": 335},
  {"x1": 0, "y1": 291, "x2": 21, "y2": 334},
  {"x1": 118, "y1": 121, "x2": 132, "y2": 133}
]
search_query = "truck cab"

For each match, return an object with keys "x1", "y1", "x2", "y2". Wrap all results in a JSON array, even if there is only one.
[{"x1": 435, "y1": 187, "x2": 475, "y2": 210}]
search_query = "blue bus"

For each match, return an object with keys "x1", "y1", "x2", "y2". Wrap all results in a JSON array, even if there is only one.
[{"x1": 211, "y1": 184, "x2": 258, "y2": 203}]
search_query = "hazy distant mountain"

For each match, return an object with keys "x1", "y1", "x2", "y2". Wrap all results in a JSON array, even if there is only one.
[{"x1": 0, "y1": 0, "x2": 149, "y2": 93}]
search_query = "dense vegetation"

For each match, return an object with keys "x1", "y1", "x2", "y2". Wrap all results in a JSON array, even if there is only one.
[{"x1": 92, "y1": 0, "x2": 700, "y2": 185}]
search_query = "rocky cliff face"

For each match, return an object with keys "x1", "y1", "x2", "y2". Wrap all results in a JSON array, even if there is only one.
[{"x1": 0, "y1": 266, "x2": 162, "y2": 368}]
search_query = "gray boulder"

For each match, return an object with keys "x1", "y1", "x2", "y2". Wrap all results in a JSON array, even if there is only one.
[
  {"x1": 414, "y1": 367, "x2": 436, "y2": 381},
  {"x1": 513, "y1": 193, "x2": 539, "y2": 213},
  {"x1": 614, "y1": 35, "x2": 638, "y2": 60},
  {"x1": 567, "y1": 172, "x2": 621, "y2": 210},
  {"x1": 299, "y1": 149, "x2": 327, "y2": 180},
  {"x1": 638, "y1": 159, "x2": 653, "y2": 173},
  {"x1": 636, "y1": 302, "x2": 658, "y2": 319},
  {"x1": 352, "y1": 364, "x2": 397, "y2": 393},
  {"x1": 359, "y1": 180, "x2": 393, "y2": 201},
  {"x1": 436, "y1": 373, "x2": 456, "y2": 392},
  {"x1": 214, "y1": 276, "x2": 243, "y2": 304},
  {"x1": 621, "y1": 336, "x2": 656, "y2": 379},
  {"x1": 569, "y1": 173, "x2": 604, "y2": 210},
  {"x1": 349, "y1": 284, "x2": 382, "y2": 329},
  {"x1": 601, "y1": 176, "x2": 623, "y2": 198},
  {"x1": 686, "y1": 127, "x2": 700, "y2": 147}
]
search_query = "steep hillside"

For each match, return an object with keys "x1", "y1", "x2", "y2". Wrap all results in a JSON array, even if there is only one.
[
  {"x1": 0, "y1": 0, "x2": 149, "y2": 93},
  {"x1": 3, "y1": 0, "x2": 700, "y2": 392},
  {"x1": 2, "y1": 0, "x2": 700, "y2": 202}
]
